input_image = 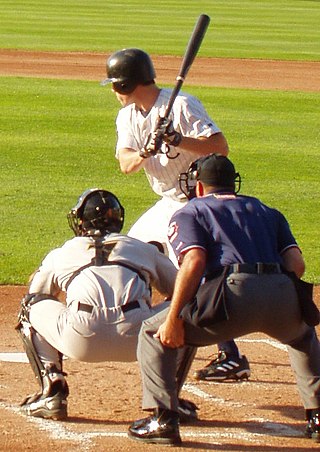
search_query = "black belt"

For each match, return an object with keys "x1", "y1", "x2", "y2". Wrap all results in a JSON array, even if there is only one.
[
  {"x1": 77, "y1": 300, "x2": 140, "y2": 314},
  {"x1": 229, "y1": 263, "x2": 281, "y2": 275},
  {"x1": 121, "y1": 300, "x2": 140, "y2": 313},
  {"x1": 205, "y1": 263, "x2": 281, "y2": 282}
]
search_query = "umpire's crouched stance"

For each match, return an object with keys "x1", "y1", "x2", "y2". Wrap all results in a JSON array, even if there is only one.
[{"x1": 128, "y1": 154, "x2": 320, "y2": 446}]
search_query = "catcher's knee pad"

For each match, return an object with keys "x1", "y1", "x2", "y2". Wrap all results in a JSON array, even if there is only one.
[{"x1": 17, "y1": 292, "x2": 59, "y2": 323}]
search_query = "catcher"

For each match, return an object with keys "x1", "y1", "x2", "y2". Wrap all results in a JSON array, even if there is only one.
[{"x1": 16, "y1": 188, "x2": 197, "y2": 422}]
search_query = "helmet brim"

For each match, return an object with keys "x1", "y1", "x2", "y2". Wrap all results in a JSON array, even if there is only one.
[{"x1": 100, "y1": 77, "x2": 114, "y2": 86}]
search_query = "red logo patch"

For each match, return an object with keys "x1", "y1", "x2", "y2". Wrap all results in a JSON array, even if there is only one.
[{"x1": 168, "y1": 221, "x2": 179, "y2": 243}]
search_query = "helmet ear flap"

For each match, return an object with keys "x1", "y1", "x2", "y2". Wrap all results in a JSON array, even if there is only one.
[{"x1": 112, "y1": 81, "x2": 137, "y2": 95}]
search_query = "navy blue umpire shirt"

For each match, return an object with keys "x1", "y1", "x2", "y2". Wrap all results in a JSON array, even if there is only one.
[{"x1": 168, "y1": 191, "x2": 299, "y2": 273}]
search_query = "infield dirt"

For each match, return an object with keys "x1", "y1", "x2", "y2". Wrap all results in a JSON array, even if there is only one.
[{"x1": 1, "y1": 51, "x2": 320, "y2": 451}]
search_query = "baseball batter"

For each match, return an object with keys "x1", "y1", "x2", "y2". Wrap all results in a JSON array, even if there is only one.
[
  {"x1": 101, "y1": 48, "x2": 250, "y2": 380},
  {"x1": 16, "y1": 189, "x2": 196, "y2": 421},
  {"x1": 101, "y1": 48, "x2": 228, "y2": 261}
]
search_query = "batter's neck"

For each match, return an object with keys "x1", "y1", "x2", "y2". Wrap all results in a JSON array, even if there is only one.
[{"x1": 135, "y1": 85, "x2": 161, "y2": 114}]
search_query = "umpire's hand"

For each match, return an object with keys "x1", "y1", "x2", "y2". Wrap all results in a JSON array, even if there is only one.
[{"x1": 154, "y1": 318, "x2": 185, "y2": 348}]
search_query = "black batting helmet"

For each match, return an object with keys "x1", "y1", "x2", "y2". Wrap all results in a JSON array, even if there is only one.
[
  {"x1": 101, "y1": 48, "x2": 156, "y2": 94},
  {"x1": 67, "y1": 188, "x2": 125, "y2": 237}
]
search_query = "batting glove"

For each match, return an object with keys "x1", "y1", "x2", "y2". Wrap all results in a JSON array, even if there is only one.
[
  {"x1": 157, "y1": 117, "x2": 182, "y2": 147},
  {"x1": 140, "y1": 130, "x2": 163, "y2": 158}
]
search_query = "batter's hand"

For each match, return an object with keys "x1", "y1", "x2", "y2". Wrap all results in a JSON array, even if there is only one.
[
  {"x1": 140, "y1": 130, "x2": 163, "y2": 158},
  {"x1": 157, "y1": 117, "x2": 182, "y2": 147},
  {"x1": 154, "y1": 318, "x2": 185, "y2": 348}
]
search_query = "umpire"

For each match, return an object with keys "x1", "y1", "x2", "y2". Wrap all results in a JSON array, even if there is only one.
[{"x1": 128, "y1": 154, "x2": 320, "y2": 446}]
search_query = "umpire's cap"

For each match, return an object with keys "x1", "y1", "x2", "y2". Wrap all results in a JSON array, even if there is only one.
[{"x1": 197, "y1": 154, "x2": 238, "y2": 188}]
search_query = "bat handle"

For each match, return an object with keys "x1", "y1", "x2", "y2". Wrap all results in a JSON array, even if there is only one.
[{"x1": 164, "y1": 79, "x2": 184, "y2": 119}]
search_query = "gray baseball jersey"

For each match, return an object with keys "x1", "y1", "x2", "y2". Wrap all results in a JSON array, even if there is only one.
[{"x1": 27, "y1": 234, "x2": 176, "y2": 364}]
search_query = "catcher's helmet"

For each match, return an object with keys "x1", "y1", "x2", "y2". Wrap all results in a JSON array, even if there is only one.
[
  {"x1": 67, "y1": 188, "x2": 125, "y2": 237},
  {"x1": 179, "y1": 154, "x2": 241, "y2": 200},
  {"x1": 101, "y1": 48, "x2": 156, "y2": 94}
]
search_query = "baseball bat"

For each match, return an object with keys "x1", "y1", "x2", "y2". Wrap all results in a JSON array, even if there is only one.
[{"x1": 163, "y1": 14, "x2": 211, "y2": 119}]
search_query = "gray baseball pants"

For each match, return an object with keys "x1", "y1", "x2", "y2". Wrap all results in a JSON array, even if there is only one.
[{"x1": 137, "y1": 272, "x2": 320, "y2": 411}]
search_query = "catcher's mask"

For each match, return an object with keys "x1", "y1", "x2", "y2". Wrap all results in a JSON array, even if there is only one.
[
  {"x1": 101, "y1": 48, "x2": 156, "y2": 94},
  {"x1": 67, "y1": 188, "x2": 125, "y2": 237},
  {"x1": 179, "y1": 154, "x2": 241, "y2": 200}
]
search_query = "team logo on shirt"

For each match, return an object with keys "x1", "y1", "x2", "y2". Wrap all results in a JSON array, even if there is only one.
[{"x1": 168, "y1": 221, "x2": 179, "y2": 243}]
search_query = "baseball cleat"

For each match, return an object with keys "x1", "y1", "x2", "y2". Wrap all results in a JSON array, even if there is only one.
[
  {"x1": 194, "y1": 351, "x2": 251, "y2": 381},
  {"x1": 20, "y1": 377, "x2": 69, "y2": 420},
  {"x1": 177, "y1": 398, "x2": 199, "y2": 424},
  {"x1": 305, "y1": 409, "x2": 320, "y2": 442},
  {"x1": 21, "y1": 392, "x2": 68, "y2": 420},
  {"x1": 128, "y1": 408, "x2": 181, "y2": 446}
]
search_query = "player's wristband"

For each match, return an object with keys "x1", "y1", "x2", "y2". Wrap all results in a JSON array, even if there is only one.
[
  {"x1": 139, "y1": 149, "x2": 151, "y2": 159},
  {"x1": 163, "y1": 131, "x2": 182, "y2": 147},
  {"x1": 170, "y1": 132, "x2": 182, "y2": 147}
]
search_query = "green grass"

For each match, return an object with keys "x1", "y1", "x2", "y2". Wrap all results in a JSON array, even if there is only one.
[
  {"x1": 0, "y1": 77, "x2": 158, "y2": 283},
  {"x1": 0, "y1": 0, "x2": 319, "y2": 60},
  {"x1": 1, "y1": 0, "x2": 319, "y2": 284},
  {"x1": 1, "y1": 77, "x2": 319, "y2": 284}
]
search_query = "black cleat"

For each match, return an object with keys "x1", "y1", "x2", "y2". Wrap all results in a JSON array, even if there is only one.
[
  {"x1": 20, "y1": 376, "x2": 69, "y2": 421},
  {"x1": 21, "y1": 392, "x2": 68, "y2": 420},
  {"x1": 178, "y1": 398, "x2": 199, "y2": 424},
  {"x1": 305, "y1": 409, "x2": 320, "y2": 442},
  {"x1": 194, "y1": 351, "x2": 251, "y2": 381},
  {"x1": 128, "y1": 408, "x2": 181, "y2": 446}
]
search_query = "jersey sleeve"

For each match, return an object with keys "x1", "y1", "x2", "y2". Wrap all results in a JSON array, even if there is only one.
[
  {"x1": 172, "y1": 93, "x2": 221, "y2": 138},
  {"x1": 29, "y1": 249, "x2": 60, "y2": 295},
  {"x1": 167, "y1": 206, "x2": 207, "y2": 262},
  {"x1": 276, "y1": 210, "x2": 299, "y2": 254},
  {"x1": 115, "y1": 108, "x2": 140, "y2": 157}
]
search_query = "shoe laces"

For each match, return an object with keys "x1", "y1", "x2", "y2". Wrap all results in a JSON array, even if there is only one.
[{"x1": 205, "y1": 351, "x2": 227, "y2": 367}]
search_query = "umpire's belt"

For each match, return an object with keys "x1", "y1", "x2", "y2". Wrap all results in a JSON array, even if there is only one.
[
  {"x1": 77, "y1": 300, "x2": 141, "y2": 314},
  {"x1": 229, "y1": 262, "x2": 281, "y2": 275}
]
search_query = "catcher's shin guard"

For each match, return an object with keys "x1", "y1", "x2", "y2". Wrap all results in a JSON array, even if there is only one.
[
  {"x1": 16, "y1": 318, "x2": 47, "y2": 392},
  {"x1": 16, "y1": 294, "x2": 69, "y2": 419},
  {"x1": 16, "y1": 293, "x2": 62, "y2": 392},
  {"x1": 17, "y1": 321, "x2": 43, "y2": 384}
]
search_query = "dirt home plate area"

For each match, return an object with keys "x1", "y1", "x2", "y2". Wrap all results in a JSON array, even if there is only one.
[{"x1": 1, "y1": 51, "x2": 320, "y2": 451}]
